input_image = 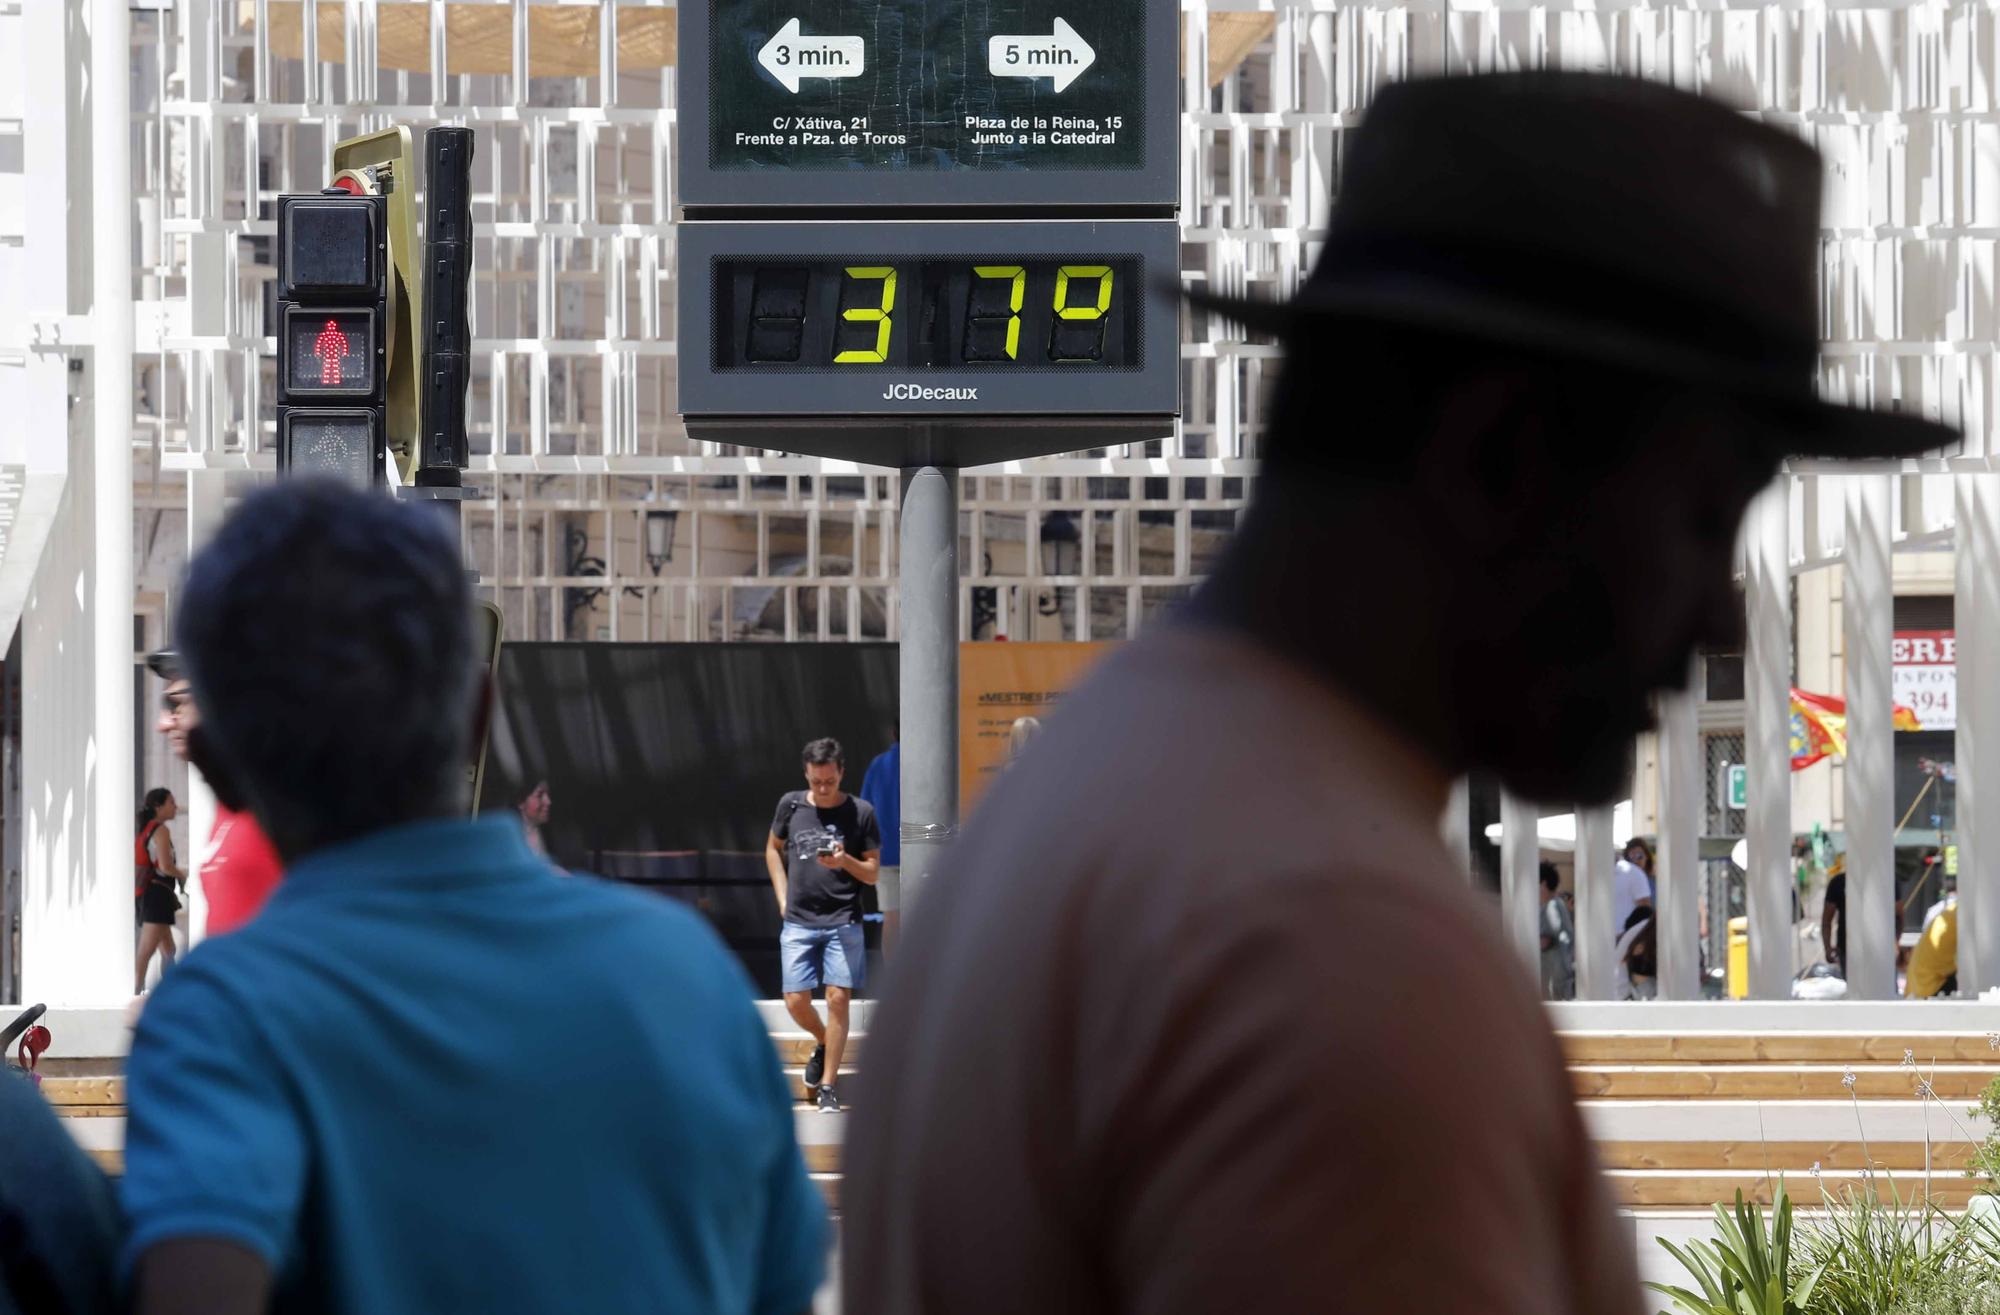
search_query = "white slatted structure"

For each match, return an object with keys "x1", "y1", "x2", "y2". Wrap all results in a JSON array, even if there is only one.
[{"x1": 6, "y1": 0, "x2": 1999, "y2": 1002}]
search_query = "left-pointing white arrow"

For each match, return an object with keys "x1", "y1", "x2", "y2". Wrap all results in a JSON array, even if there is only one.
[
  {"x1": 987, "y1": 17, "x2": 1096, "y2": 94},
  {"x1": 758, "y1": 17, "x2": 866, "y2": 95}
]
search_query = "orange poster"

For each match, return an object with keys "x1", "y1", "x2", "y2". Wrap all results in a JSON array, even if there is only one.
[{"x1": 959, "y1": 641, "x2": 1116, "y2": 811}]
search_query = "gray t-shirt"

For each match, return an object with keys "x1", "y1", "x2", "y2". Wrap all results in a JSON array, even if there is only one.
[{"x1": 845, "y1": 627, "x2": 1643, "y2": 1315}]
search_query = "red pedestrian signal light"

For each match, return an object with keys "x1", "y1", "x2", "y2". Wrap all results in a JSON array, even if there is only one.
[
  {"x1": 276, "y1": 193, "x2": 386, "y2": 484},
  {"x1": 283, "y1": 307, "x2": 375, "y2": 396},
  {"x1": 315, "y1": 320, "x2": 348, "y2": 383}
]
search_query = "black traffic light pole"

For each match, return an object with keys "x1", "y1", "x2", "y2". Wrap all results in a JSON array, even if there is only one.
[
  {"x1": 409, "y1": 127, "x2": 475, "y2": 533},
  {"x1": 402, "y1": 127, "x2": 476, "y2": 536}
]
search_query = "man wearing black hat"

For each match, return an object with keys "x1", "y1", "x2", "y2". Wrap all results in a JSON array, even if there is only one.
[{"x1": 843, "y1": 72, "x2": 1953, "y2": 1314}]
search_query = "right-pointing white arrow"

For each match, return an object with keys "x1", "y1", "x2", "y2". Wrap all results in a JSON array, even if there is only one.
[
  {"x1": 987, "y1": 17, "x2": 1096, "y2": 94},
  {"x1": 757, "y1": 17, "x2": 866, "y2": 95}
]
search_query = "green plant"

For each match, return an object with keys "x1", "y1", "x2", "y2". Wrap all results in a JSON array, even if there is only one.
[
  {"x1": 1884, "y1": 1272, "x2": 2000, "y2": 1315},
  {"x1": 1651, "y1": 1181, "x2": 1826, "y2": 1315},
  {"x1": 1795, "y1": 1181, "x2": 1968, "y2": 1315},
  {"x1": 1968, "y1": 1071, "x2": 2000, "y2": 1189},
  {"x1": 1659, "y1": 1051, "x2": 2000, "y2": 1315}
]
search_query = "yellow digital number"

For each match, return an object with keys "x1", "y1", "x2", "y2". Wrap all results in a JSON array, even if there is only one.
[
  {"x1": 835, "y1": 266, "x2": 897, "y2": 364},
  {"x1": 1053, "y1": 265, "x2": 1113, "y2": 321},
  {"x1": 971, "y1": 265, "x2": 1026, "y2": 359}
]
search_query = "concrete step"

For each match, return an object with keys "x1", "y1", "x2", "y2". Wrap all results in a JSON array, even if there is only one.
[
  {"x1": 1579, "y1": 1098, "x2": 1989, "y2": 1144},
  {"x1": 772, "y1": 1033, "x2": 866, "y2": 1067},
  {"x1": 784, "y1": 1066, "x2": 861, "y2": 1101},
  {"x1": 758, "y1": 1001, "x2": 877, "y2": 1033}
]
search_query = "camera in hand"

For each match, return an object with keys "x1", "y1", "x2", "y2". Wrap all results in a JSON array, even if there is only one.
[{"x1": 817, "y1": 838, "x2": 841, "y2": 857}]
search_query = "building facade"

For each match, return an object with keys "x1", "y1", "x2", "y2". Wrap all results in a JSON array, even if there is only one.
[{"x1": 2, "y1": 0, "x2": 1995, "y2": 1003}]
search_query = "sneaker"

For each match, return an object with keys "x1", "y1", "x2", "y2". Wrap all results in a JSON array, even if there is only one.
[
  {"x1": 803, "y1": 1043, "x2": 826, "y2": 1090},
  {"x1": 816, "y1": 1084, "x2": 842, "y2": 1114}
]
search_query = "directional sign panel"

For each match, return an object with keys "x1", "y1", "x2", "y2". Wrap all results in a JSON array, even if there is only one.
[{"x1": 682, "y1": 0, "x2": 1176, "y2": 208}]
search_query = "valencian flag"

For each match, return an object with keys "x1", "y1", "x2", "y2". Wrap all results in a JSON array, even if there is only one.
[{"x1": 1790, "y1": 687, "x2": 1924, "y2": 771}]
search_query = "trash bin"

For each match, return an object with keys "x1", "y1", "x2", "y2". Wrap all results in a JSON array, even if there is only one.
[{"x1": 1727, "y1": 916, "x2": 1748, "y2": 999}]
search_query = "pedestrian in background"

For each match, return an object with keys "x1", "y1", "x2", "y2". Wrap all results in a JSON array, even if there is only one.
[
  {"x1": 148, "y1": 650, "x2": 283, "y2": 940},
  {"x1": 1541, "y1": 860, "x2": 1575, "y2": 1000},
  {"x1": 1007, "y1": 716, "x2": 1042, "y2": 762},
  {"x1": 766, "y1": 737, "x2": 881, "y2": 1113},
  {"x1": 859, "y1": 736, "x2": 901, "y2": 948},
  {"x1": 1908, "y1": 888, "x2": 1958, "y2": 997},
  {"x1": 1618, "y1": 907, "x2": 1658, "y2": 1001},
  {"x1": 515, "y1": 779, "x2": 552, "y2": 857},
  {"x1": 1820, "y1": 853, "x2": 1847, "y2": 973},
  {"x1": 844, "y1": 71, "x2": 1954, "y2": 1315},
  {"x1": 1612, "y1": 837, "x2": 1654, "y2": 938},
  {"x1": 134, "y1": 788, "x2": 183, "y2": 993},
  {"x1": 123, "y1": 481, "x2": 825, "y2": 1315}
]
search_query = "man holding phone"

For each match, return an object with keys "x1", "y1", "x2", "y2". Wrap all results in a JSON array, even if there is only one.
[{"x1": 767, "y1": 738, "x2": 881, "y2": 1112}]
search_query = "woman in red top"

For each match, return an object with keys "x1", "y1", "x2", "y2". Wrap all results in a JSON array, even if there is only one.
[{"x1": 134, "y1": 788, "x2": 185, "y2": 992}]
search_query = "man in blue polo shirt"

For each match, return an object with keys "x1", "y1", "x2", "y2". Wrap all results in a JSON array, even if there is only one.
[{"x1": 122, "y1": 482, "x2": 825, "y2": 1315}]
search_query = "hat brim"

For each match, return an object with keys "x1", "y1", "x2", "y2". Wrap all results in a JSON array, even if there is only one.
[{"x1": 1184, "y1": 282, "x2": 1958, "y2": 461}]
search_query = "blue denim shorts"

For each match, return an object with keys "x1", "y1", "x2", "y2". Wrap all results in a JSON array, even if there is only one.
[{"x1": 780, "y1": 922, "x2": 865, "y2": 993}]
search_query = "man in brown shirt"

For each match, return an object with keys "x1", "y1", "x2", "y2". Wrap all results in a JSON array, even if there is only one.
[{"x1": 845, "y1": 72, "x2": 1955, "y2": 1314}]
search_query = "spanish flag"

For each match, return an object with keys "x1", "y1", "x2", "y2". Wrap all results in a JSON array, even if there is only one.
[{"x1": 1790, "y1": 687, "x2": 1924, "y2": 771}]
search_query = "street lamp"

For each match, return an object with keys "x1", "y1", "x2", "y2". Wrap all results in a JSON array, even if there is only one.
[{"x1": 645, "y1": 508, "x2": 679, "y2": 574}]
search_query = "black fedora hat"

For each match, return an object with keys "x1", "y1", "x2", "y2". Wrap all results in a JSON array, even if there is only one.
[{"x1": 1189, "y1": 71, "x2": 1956, "y2": 460}]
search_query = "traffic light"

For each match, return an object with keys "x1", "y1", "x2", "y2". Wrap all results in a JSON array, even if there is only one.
[{"x1": 276, "y1": 190, "x2": 388, "y2": 487}]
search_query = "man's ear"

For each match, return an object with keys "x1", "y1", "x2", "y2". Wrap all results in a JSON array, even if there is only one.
[{"x1": 1413, "y1": 367, "x2": 1562, "y2": 554}]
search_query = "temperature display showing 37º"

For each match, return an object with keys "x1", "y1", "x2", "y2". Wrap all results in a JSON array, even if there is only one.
[{"x1": 713, "y1": 258, "x2": 1140, "y2": 372}]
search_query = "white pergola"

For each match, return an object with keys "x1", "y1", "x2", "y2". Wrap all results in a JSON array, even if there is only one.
[{"x1": 2, "y1": 0, "x2": 1996, "y2": 1004}]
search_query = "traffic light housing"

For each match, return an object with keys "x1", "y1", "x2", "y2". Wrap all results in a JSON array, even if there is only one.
[{"x1": 276, "y1": 191, "x2": 388, "y2": 486}]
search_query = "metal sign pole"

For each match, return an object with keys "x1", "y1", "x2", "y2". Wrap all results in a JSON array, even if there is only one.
[{"x1": 898, "y1": 464, "x2": 959, "y2": 916}]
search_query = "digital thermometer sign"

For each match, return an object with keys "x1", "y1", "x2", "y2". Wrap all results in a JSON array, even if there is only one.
[
  {"x1": 680, "y1": 219, "x2": 1177, "y2": 431},
  {"x1": 714, "y1": 259, "x2": 1139, "y2": 372},
  {"x1": 677, "y1": 4, "x2": 1180, "y2": 463}
]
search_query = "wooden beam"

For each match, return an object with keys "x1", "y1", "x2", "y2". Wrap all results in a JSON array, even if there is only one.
[
  {"x1": 37, "y1": 1076, "x2": 123, "y2": 1107},
  {"x1": 1198, "y1": 14, "x2": 1277, "y2": 88},
  {"x1": 1562, "y1": 1032, "x2": 2000, "y2": 1065},
  {"x1": 241, "y1": 2, "x2": 675, "y2": 78},
  {"x1": 1608, "y1": 1170, "x2": 1979, "y2": 1210},
  {"x1": 1596, "y1": 1141, "x2": 1975, "y2": 1172},
  {"x1": 244, "y1": 5, "x2": 1275, "y2": 89},
  {"x1": 1573, "y1": 1065, "x2": 1995, "y2": 1101}
]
